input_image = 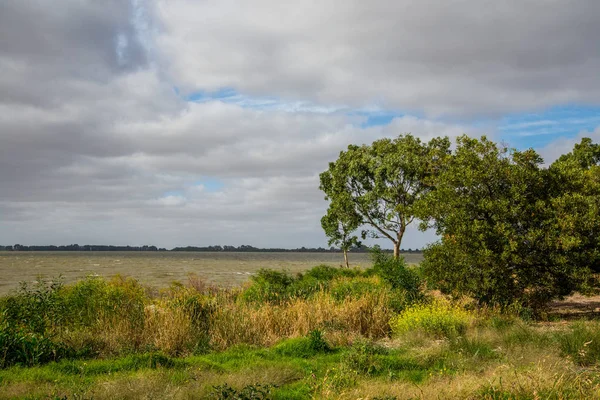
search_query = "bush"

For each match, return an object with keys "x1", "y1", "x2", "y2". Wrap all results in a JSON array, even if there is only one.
[
  {"x1": 241, "y1": 269, "x2": 297, "y2": 304},
  {"x1": 0, "y1": 321, "x2": 71, "y2": 368},
  {"x1": 60, "y1": 275, "x2": 147, "y2": 329},
  {"x1": 0, "y1": 277, "x2": 66, "y2": 334},
  {"x1": 391, "y1": 300, "x2": 473, "y2": 338},
  {"x1": 241, "y1": 265, "x2": 366, "y2": 304},
  {"x1": 369, "y1": 252, "x2": 423, "y2": 302},
  {"x1": 301, "y1": 265, "x2": 362, "y2": 282}
]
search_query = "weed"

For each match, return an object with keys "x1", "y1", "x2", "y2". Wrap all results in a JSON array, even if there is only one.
[
  {"x1": 391, "y1": 300, "x2": 474, "y2": 339},
  {"x1": 210, "y1": 383, "x2": 275, "y2": 400}
]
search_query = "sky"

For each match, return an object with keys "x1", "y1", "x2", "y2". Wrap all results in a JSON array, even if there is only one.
[{"x1": 1, "y1": 0, "x2": 600, "y2": 250}]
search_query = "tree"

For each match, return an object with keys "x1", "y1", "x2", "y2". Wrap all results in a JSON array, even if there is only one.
[
  {"x1": 320, "y1": 134, "x2": 450, "y2": 258},
  {"x1": 549, "y1": 138, "x2": 600, "y2": 275},
  {"x1": 320, "y1": 191, "x2": 361, "y2": 267},
  {"x1": 419, "y1": 135, "x2": 598, "y2": 311}
]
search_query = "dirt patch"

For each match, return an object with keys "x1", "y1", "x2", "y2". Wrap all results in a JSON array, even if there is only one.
[{"x1": 548, "y1": 293, "x2": 600, "y2": 319}]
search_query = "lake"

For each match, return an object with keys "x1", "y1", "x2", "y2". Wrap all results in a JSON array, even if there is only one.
[{"x1": 0, "y1": 251, "x2": 423, "y2": 295}]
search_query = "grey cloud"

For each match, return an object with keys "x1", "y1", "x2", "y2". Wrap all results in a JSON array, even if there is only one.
[
  {"x1": 0, "y1": 0, "x2": 493, "y2": 248},
  {"x1": 156, "y1": 0, "x2": 600, "y2": 116}
]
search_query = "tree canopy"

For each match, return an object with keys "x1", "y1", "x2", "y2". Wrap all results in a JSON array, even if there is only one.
[
  {"x1": 319, "y1": 134, "x2": 450, "y2": 258},
  {"x1": 419, "y1": 135, "x2": 599, "y2": 310}
]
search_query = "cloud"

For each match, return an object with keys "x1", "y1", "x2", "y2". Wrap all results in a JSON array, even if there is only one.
[
  {"x1": 2, "y1": 0, "x2": 591, "y2": 249},
  {"x1": 538, "y1": 126, "x2": 600, "y2": 164},
  {"x1": 154, "y1": 0, "x2": 600, "y2": 117}
]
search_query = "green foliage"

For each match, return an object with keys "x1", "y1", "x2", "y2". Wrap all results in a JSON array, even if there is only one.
[
  {"x1": 60, "y1": 275, "x2": 147, "y2": 329},
  {"x1": 320, "y1": 134, "x2": 451, "y2": 257},
  {"x1": 0, "y1": 278, "x2": 75, "y2": 368},
  {"x1": 391, "y1": 300, "x2": 473, "y2": 338},
  {"x1": 420, "y1": 135, "x2": 599, "y2": 311},
  {"x1": 0, "y1": 321, "x2": 71, "y2": 368},
  {"x1": 273, "y1": 330, "x2": 331, "y2": 358},
  {"x1": 370, "y1": 251, "x2": 422, "y2": 301},
  {"x1": 210, "y1": 383, "x2": 275, "y2": 400},
  {"x1": 342, "y1": 339, "x2": 389, "y2": 375},
  {"x1": 241, "y1": 265, "x2": 363, "y2": 304},
  {"x1": 329, "y1": 277, "x2": 383, "y2": 301},
  {"x1": 302, "y1": 264, "x2": 362, "y2": 281},
  {"x1": 556, "y1": 322, "x2": 600, "y2": 366},
  {"x1": 1, "y1": 277, "x2": 66, "y2": 334},
  {"x1": 0, "y1": 275, "x2": 148, "y2": 368},
  {"x1": 240, "y1": 269, "x2": 296, "y2": 304}
]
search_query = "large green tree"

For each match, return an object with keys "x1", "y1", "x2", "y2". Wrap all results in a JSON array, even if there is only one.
[
  {"x1": 420, "y1": 135, "x2": 598, "y2": 310},
  {"x1": 320, "y1": 134, "x2": 450, "y2": 258}
]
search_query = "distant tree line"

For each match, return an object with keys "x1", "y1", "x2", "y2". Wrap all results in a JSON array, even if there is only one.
[
  {"x1": 0, "y1": 244, "x2": 167, "y2": 252},
  {"x1": 0, "y1": 244, "x2": 422, "y2": 253}
]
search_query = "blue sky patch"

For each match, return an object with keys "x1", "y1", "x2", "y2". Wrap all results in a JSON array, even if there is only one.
[
  {"x1": 192, "y1": 178, "x2": 224, "y2": 192},
  {"x1": 498, "y1": 105, "x2": 600, "y2": 149}
]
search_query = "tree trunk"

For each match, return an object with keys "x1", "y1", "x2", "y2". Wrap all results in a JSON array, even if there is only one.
[
  {"x1": 393, "y1": 241, "x2": 400, "y2": 259},
  {"x1": 394, "y1": 225, "x2": 406, "y2": 259},
  {"x1": 343, "y1": 248, "x2": 349, "y2": 268}
]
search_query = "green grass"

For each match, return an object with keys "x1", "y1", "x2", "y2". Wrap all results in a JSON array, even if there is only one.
[
  {"x1": 2, "y1": 321, "x2": 600, "y2": 399},
  {"x1": 1, "y1": 263, "x2": 600, "y2": 399}
]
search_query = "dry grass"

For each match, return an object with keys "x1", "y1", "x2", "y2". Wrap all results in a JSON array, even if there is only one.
[{"x1": 210, "y1": 291, "x2": 392, "y2": 350}]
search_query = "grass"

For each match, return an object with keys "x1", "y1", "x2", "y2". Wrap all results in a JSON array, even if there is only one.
[
  {"x1": 1, "y1": 259, "x2": 600, "y2": 399},
  {"x1": 2, "y1": 323, "x2": 600, "y2": 399}
]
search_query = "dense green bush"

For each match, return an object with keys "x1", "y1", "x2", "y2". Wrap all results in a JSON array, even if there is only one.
[
  {"x1": 0, "y1": 320, "x2": 71, "y2": 368},
  {"x1": 369, "y1": 252, "x2": 423, "y2": 302},
  {"x1": 420, "y1": 136, "x2": 600, "y2": 311},
  {"x1": 0, "y1": 275, "x2": 148, "y2": 368},
  {"x1": 241, "y1": 265, "x2": 364, "y2": 304},
  {"x1": 0, "y1": 278, "x2": 66, "y2": 334},
  {"x1": 60, "y1": 275, "x2": 147, "y2": 329}
]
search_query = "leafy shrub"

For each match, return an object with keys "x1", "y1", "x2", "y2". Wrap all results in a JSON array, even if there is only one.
[
  {"x1": 241, "y1": 269, "x2": 296, "y2": 304},
  {"x1": 0, "y1": 277, "x2": 65, "y2": 334},
  {"x1": 391, "y1": 300, "x2": 473, "y2": 338},
  {"x1": 0, "y1": 319, "x2": 72, "y2": 368},
  {"x1": 308, "y1": 329, "x2": 330, "y2": 353},
  {"x1": 241, "y1": 265, "x2": 365, "y2": 304},
  {"x1": 61, "y1": 275, "x2": 147, "y2": 330},
  {"x1": 556, "y1": 322, "x2": 600, "y2": 366},
  {"x1": 369, "y1": 252, "x2": 423, "y2": 302}
]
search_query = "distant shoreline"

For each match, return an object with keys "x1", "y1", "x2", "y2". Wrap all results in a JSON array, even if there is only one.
[
  {"x1": 0, "y1": 247, "x2": 422, "y2": 254},
  {"x1": 0, "y1": 249, "x2": 423, "y2": 254}
]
